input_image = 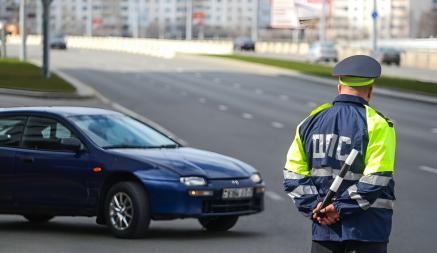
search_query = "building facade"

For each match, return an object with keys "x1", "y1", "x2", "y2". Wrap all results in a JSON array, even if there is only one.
[
  {"x1": 30, "y1": 0, "x2": 260, "y2": 39},
  {"x1": 328, "y1": 0, "x2": 437, "y2": 40}
]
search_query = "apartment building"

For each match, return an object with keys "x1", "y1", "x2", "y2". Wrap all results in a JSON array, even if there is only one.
[{"x1": 26, "y1": 0, "x2": 259, "y2": 38}]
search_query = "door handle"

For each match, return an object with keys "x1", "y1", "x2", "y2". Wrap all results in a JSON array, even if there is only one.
[{"x1": 19, "y1": 156, "x2": 34, "y2": 163}]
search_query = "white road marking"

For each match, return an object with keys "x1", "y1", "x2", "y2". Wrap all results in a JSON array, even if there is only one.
[
  {"x1": 307, "y1": 101, "x2": 318, "y2": 107},
  {"x1": 233, "y1": 83, "x2": 241, "y2": 88},
  {"x1": 419, "y1": 166, "x2": 437, "y2": 175},
  {"x1": 198, "y1": 98, "x2": 206, "y2": 104},
  {"x1": 218, "y1": 105, "x2": 228, "y2": 111},
  {"x1": 431, "y1": 128, "x2": 437, "y2": 134},
  {"x1": 255, "y1": 89, "x2": 263, "y2": 94},
  {"x1": 271, "y1": 122, "x2": 284, "y2": 129},
  {"x1": 279, "y1": 94, "x2": 289, "y2": 100},
  {"x1": 242, "y1": 113, "x2": 253, "y2": 119},
  {"x1": 213, "y1": 78, "x2": 221, "y2": 83},
  {"x1": 265, "y1": 191, "x2": 285, "y2": 201}
]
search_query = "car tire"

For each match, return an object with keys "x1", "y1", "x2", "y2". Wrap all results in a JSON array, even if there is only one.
[
  {"x1": 199, "y1": 216, "x2": 239, "y2": 232},
  {"x1": 23, "y1": 215, "x2": 54, "y2": 223},
  {"x1": 105, "y1": 181, "x2": 150, "y2": 239}
]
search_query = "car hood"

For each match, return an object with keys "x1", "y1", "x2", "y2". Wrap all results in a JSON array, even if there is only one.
[{"x1": 108, "y1": 147, "x2": 256, "y2": 179}]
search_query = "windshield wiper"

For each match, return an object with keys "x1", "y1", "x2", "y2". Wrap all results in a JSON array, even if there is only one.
[
  {"x1": 103, "y1": 145, "x2": 149, "y2": 149},
  {"x1": 145, "y1": 144, "x2": 180, "y2": 149}
]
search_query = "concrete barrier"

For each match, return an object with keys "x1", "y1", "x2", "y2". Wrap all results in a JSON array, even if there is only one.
[
  {"x1": 7, "y1": 35, "x2": 233, "y2": 59},
  {"x1": 255, "y1": 41, "x2": 309, "y2": 55},
  {"x1": 6, "y1": 35, "x2": 437, "y2": 70}
]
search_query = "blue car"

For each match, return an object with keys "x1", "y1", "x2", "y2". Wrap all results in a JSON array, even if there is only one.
[{"x1": 0, "y1": 107, "x2": 264, "y2": 238}]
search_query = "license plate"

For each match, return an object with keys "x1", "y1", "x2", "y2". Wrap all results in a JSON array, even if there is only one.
[{"x1": 222, "y1": 187, "x2": 253, "y2": 199}]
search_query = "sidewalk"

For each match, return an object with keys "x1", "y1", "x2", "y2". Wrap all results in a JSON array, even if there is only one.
[{"x1": 241, "y1": 52, "x2": 437, "y2": 84}]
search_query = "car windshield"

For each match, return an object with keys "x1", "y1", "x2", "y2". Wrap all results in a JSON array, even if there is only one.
[{"x1": 69, "y1": 114, "x2": 178, "y2": 149}]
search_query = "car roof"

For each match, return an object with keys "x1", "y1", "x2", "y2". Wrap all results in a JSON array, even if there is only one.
[{"x1": 0, "y1": 106, "x2": 122, "y2": 117}]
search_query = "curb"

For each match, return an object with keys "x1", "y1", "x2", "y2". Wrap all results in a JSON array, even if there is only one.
[
  {"x1": 205, "y1": 55, "x2": 437, "y2": 105},
  {"x1": 0, "y1": 87, "x2": 85, "y2": 99},
  {"x1": 289, "y1": 73, "x2": 437, "y2": 105},
  {"x1": 0, "y1": 61, "x2": 96, "y2": 99}
]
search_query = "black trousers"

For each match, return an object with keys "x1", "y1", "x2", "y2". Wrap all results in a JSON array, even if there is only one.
[{"x1": 311, "y1": 240, "x2": 387, "y2": 253}]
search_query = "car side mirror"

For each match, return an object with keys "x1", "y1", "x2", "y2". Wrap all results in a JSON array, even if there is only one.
[{"x1": 60, "y1": 138, "x2": 83, "y2": 153}]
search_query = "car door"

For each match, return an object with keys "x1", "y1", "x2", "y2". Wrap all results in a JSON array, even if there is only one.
[
  {"x1": 13, "y1": 115, "x2": 91, "y2": 210},
  {"x1": 0, "y1": 115, "x2": 27, "y2": 209}
]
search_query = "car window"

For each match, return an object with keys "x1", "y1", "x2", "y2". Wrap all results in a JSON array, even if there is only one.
[
  {"x1": 70, "y1": 114, "x2": 177, "y2": 149},
  {"x1": 22, "y1": 116, "x2": 81, "y2": 152},
  {"x1": 0, "y1": 116, "x2": 26, "y2": 148}
]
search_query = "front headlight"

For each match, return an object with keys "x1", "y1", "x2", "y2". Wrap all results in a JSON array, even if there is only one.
[
  {"x1": 180, "y1": 176, "x2": 207, "y2": 186},
  {"x1": 250, "y1": 173, "x2": 262, "y2": 184}
]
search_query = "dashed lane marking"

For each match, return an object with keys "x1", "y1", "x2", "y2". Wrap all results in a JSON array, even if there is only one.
[
  {"x1": 255, "y1": 89, "x2": 263, "y2": 94},
  {"x1": 419, "y1": 166, "x2": 437, "y2": 175},
  {"x1": 218, "y1": 105, "x2": 228, "y2": 111},
  {"x1": 271, "y1": 122, "x2": 284, "y2": 129},
  {"x1": 431, "y1": 128, "x2": 437, "y2": 134},
  {"x1": 279, "y1": 95, "x2": 289, "y2": 100},
  {"x1": 307, "y1": 101, "x2": 317, "y2": 107},
  {"x1": 242, "y1": 113, "x2": 253, "y2": 119},
  {"x1": 265, "y1": 191, "x2": 285, "y2": 201},
  {"x1": 233, "y1": 83, "x2": 241, "y2": 88}
]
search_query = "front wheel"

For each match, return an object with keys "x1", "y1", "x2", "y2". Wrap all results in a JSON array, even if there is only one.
[
  {"x1": 105, "y1": 182, "x2": 151, "y2": 238},
  {"x1": 23, "y1": 215, "x2": 54, "y2": 223},
  {"x1": 199, "y1": 216, "x2": 239, "y2": 232}
]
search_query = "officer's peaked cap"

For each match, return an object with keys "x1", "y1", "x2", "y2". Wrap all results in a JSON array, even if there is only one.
[{"x1": 332, "y1": 55, "x2": 381, "y2": 78}]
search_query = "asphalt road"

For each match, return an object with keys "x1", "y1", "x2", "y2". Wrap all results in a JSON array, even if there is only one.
[{"x1": 3, "y1": 46, "x2": 437, "y2": 253}]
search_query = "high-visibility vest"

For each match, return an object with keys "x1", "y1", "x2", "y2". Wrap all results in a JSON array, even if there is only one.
[{"x1": 284, "y1": 94, "x2": 395, "y2": 242}]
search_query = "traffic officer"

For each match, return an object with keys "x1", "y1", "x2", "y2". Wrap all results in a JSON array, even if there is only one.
[{"x1": 283, "y1": 55, "x2": 396, "y2": 253}]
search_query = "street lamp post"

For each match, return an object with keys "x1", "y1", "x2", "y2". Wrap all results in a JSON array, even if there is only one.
[
  {"x1": 19, "y1": 0, "x2": 27, "y2": 61},
  {"x1": 319, "y1": 0, "x2": 326, "y2": 43},
  {"x1": 185, "y1": 0, "x2": 192, "y2": 40},
  {"x1": 41, "y1": 0, "x2": 52, "y2": 79},
  {"x1": 86, "y1": 0, "x2": 92, "y2": 36},
  {"x1": 251, "y1": 0, "x2": 259, "y2": 42},
  {"x1": 372, "y1": 0, "x2": 378, "y2": 52},
  {"x1": 0, "y1": 21, "x2": 6, "y2": 58}
]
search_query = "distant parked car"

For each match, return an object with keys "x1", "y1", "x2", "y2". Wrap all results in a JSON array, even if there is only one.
[
  {"x1": 233, "y1": 37, "x2": 255, "y2": 51},
  {"x1": 373, "y1": 47, "x2": 401, "y2": 66},
  {"x1": 50, "y1": 34, "x2": 67, "y2": 49},
  {"x1": 0, "y1": 107, "x2": 265, "y2": 238},
  {"x1": 307, "y1": 42, "x2": 338, "y2": 63}
]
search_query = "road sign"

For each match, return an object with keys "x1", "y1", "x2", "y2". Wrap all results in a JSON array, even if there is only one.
[{"x1": 372, "y1": 10, "x2": 378, "y2": 19}]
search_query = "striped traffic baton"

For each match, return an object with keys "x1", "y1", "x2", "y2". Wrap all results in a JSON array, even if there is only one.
[{"x1": 315, "y1": 149, "x2": 359, "y2": 217}]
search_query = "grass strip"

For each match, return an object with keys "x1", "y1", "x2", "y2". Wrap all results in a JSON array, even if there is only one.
[
  {"x1": 210, "y1": 54, "x2": 437, "y2": 97},
  {"x1": 0, "y1": 58, "x2": 76, "y2": 93}
]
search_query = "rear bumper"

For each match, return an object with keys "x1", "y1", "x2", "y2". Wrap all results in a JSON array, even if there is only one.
[{"x1": 142, "y1": 178, "x2": 264, "y2": 219}]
